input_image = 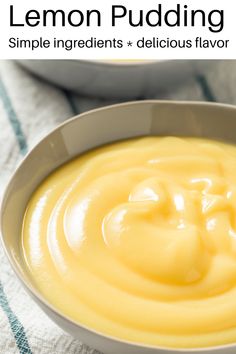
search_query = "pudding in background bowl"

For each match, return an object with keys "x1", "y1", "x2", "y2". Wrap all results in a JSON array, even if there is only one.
[{"x1": 2, "y1": 100, "x2": 236, "y2": 354}]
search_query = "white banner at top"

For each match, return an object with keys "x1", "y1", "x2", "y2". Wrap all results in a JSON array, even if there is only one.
[{"x1": 0, "y1": 0, "x2": 235, "y2": 59}]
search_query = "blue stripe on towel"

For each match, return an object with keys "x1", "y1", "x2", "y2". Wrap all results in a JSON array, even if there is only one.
[
  {"x1": 0, "y1": 79, "x2": 28, "y2": 155},
  {"x1": 196, "y1": 75, "x2": 216, "y2": 102},
  {"x1": 63, "y1": 89, "x2": 80, "y2": 115},
  {"x1": 0, "y1": 282, "x2": 32, "y2": 354},
  {"x1": 0, "y1": 79, "x2": 31, "y2": 352}
]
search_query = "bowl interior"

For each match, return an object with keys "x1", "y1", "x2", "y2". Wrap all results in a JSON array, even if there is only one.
[{"x1": 2, "y1": 100, "x2": 236, "y2": 353}]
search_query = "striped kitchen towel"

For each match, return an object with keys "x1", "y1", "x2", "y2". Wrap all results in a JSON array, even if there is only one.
[{"x1": 0, "y1": 59, "x2": 236, "y2": 354}]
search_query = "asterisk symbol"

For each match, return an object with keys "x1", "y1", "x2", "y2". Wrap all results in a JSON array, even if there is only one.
[{"x1": 127, "y1": 41, "x2": 133, "y2": 47}]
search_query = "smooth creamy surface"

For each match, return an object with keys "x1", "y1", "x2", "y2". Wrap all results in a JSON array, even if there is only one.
[{"x1": 22, "y1": 137, "x2": 236, "y2": 348}]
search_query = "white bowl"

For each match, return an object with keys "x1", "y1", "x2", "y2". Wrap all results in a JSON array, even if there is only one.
[
  {"x1": 2, "y1": 100, "x2": 236, "y2": 354},
  {"x1": 17, "y1": 60, "x2": 213, "y2": 99}
]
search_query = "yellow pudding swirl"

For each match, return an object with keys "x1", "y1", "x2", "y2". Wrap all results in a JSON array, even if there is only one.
[{"x1": 22, "y1": 137, "x2": 236, "y2": 348}]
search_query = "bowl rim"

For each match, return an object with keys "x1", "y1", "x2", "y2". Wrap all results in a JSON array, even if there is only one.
[{"x1": 2, "y1": 99, "x2": 236, "y2": 353}]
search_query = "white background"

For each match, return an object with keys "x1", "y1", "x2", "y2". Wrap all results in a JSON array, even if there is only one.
[{"x1": 0, "y1": 0, "x2": 235, "y2": 59}]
